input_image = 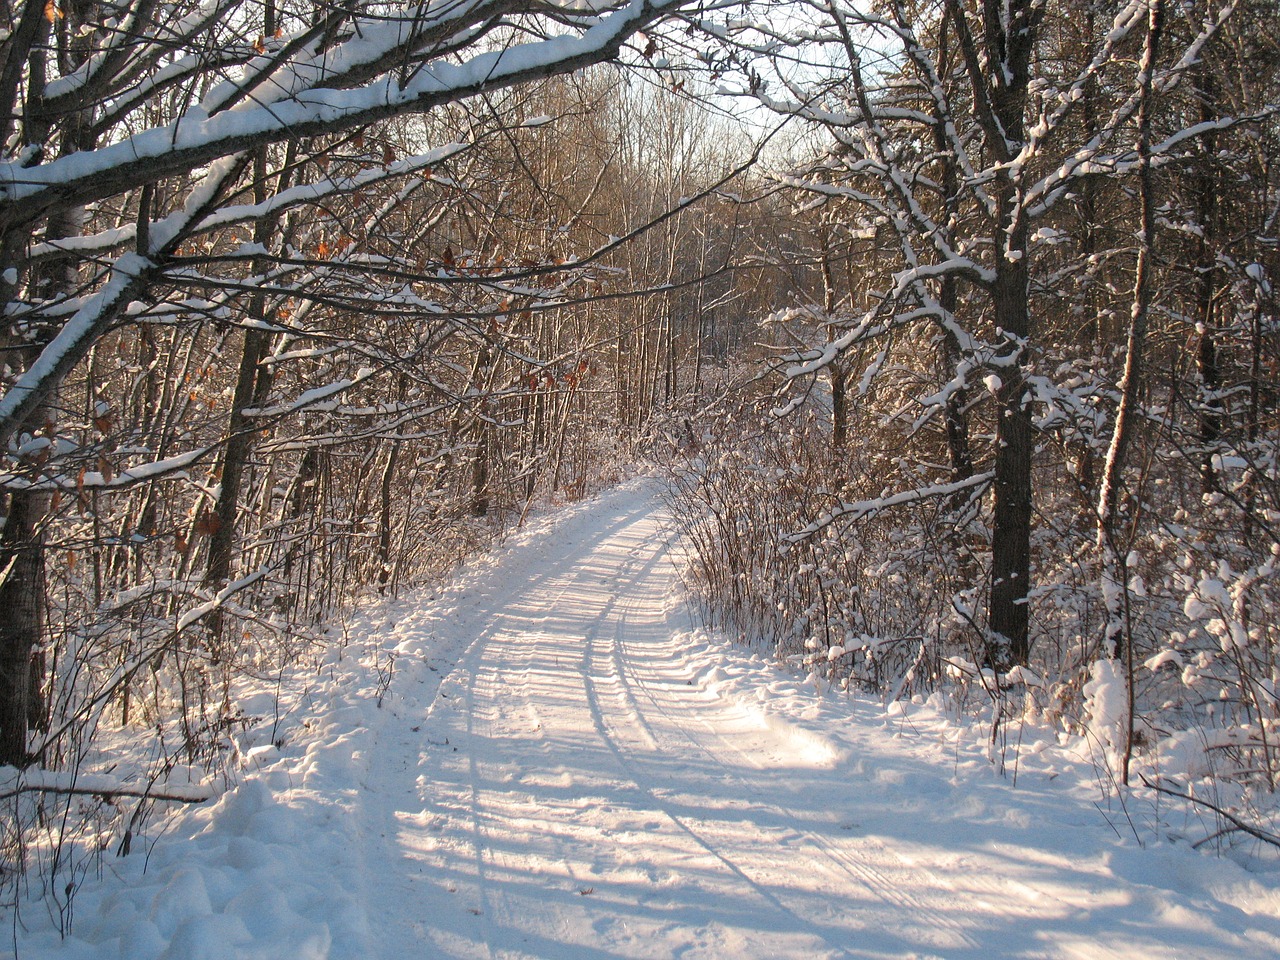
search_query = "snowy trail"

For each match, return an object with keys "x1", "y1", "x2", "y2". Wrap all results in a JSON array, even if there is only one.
[
  {"x1": 345, "y1": 482, "x2": 1280, "y2": 960},
  {"x1": 359, "y1": 487, "x2": 956, "y2": 959},
  {"x1": 24, "y1": 481, "x2": 1280, "y2": 960}
]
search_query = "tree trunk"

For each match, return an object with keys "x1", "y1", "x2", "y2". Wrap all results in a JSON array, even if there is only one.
[
  {"x1": 988, "y1": 264, "x2": 1034, "y2": 668},
  {"x1": 377, "y1": 441, "x2": 401, "y2": 590},
  {"x1": 1194, "y1": 66, "x2": 1221, "y2": 495},
  {"x1": 818, "y1": 221, "x2": 851, "y2": 450},
  {"x1": 204, "y1": 140, "x2": 285, "y2": 654},
  {"x1": 933, "y1": 18, "x2": 974, "y2": 488},
  {"x1": 1094, "y1": 0, "x2": 1164, "y2": 786},
  {"x1": 0, "y1": 11, "x2": 98, "y2": 760},
  {"x1": 981, "y1": 0, "x2": 1038, "y2": 669},
  {"x1": 0, "y1": 492, "x2": 45, "y2": 765}
]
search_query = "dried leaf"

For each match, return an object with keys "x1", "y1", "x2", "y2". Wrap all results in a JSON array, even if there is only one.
[{"x1": 194, "y1": 511, "x2": 221, "y2": 537}]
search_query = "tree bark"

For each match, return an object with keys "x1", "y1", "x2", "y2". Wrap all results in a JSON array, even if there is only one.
[
  {"x1": 204, "y1": 139, "x2": 285, "y2": 655},
  {"x1": 0, "y1": 492, "x2": 45, "y2": 764},
  {"x1": 988, "y1": 261, "x2": 1034, "y2": 668},
  {"x1": 980, "y1": 0, "x2": 1038, "y2": 668},
  {"x1": 1095, "y1": 0, "x2": 1164, "y2": 786},
  {"x1": 0, "y1": 6, "x2": 98, "y2": 761},
  {"x1": 1194, "y1": 66, "x2": 1221, "y2": 495}
]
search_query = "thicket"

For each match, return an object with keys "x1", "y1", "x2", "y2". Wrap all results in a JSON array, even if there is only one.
[{"x1": 664, "y1": 0, "x2": 1280, "y2": 832}]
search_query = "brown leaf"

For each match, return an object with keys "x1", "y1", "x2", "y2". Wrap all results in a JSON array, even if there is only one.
[{"x1": 194, "y1": 510, "x2": 221, "y2": 537}]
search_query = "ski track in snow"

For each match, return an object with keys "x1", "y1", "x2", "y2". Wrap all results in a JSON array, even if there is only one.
[
  {"x1": 13, "y1": 479, "x2": 1280, "y2": 960},
  {"x1": 346, "y1": 481, "x2": 1280, "y2": 960}
]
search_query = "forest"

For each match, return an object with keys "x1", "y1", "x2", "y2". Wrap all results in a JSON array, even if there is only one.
[{"x1": 1, "y1": 0, "x2": 1279, "y2": 936}]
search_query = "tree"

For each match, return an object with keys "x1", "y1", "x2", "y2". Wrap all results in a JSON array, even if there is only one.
[{"x1": 713, "y1": 0, "x2": 1246, "y2": 668}]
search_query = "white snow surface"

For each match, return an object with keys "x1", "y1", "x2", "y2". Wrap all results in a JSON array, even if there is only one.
[{"x1": 12, "y1": 480, "x2": 1280, "y2": 959}]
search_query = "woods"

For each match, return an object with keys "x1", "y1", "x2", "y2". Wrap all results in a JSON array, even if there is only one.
[
  {"x1": 0, "y1": 0, "x2": 719, "y2": 765},
  {"x1": 0, "y1": 0, "x2": 766, "y2": 902},
  {"x1": 669, "y1": 0, "x2": 1280, "y2": 790},
  {"x1": 2, "y1": 0, "x2": 1280, "y2": 932}
]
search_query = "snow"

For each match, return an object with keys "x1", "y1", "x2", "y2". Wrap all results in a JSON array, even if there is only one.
[
  {"x1": 0, "y1": 0, "x2": 679, "y2": 209},
  {"x1": 0, "y1": 253, "x2": 150, "y2": 433},
  {"x1": 1083, "y1": 658, "x2": 1130, "y2": 764},
  {"x1": 10, "y1": 481, "x2": 1280, "y2": 959}
]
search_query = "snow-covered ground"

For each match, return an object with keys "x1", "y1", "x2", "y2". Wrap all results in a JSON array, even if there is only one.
[{"x1": 10, "y1": 480, "x2": 1280, "y2": 959}]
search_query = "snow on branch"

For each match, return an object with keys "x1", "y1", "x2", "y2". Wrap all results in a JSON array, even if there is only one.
[
  {"x1": 0, "y1": 0, "x2": 686, "y2": 227},
  {"x1": 0, "y1": 767, "x2": 212, "y2": 804},
  {"x1": 785, "y1": 471, "x2": 993, "y2": 541}
]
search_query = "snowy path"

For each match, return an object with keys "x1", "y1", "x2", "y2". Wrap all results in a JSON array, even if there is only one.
[
  {"x1": 21, "y1": 481, "x2": 1280, "y2": 960},
  {"x1": 346, "y1": 483, "x2": 1280, "y2": 960}
]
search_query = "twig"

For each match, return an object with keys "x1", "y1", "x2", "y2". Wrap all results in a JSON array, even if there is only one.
[
  {"x1": 0, "y1": 783, "x2": 209, "y2": 803},
  {"x1": 0, "y1": 769, "x2": 210, "y2": 804},
  {"x1": 1141, "y1": 775, "x2": 1280, "y2": 849}
]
